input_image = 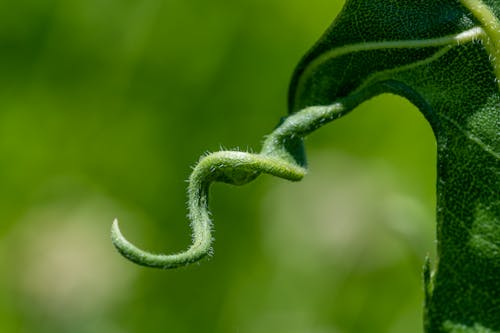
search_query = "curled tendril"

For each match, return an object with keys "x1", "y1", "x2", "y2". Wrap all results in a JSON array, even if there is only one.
[
  {"x1": 111, "y1": 92, "x2": 372, "y2": 269},
  {"x1": 111, "y1": 152, "x2": 306, "y2": 269}
]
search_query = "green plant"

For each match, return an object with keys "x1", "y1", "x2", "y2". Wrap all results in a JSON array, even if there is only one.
[{"x1": 111, "y1": 0, "x2": 499, "y2": 332}]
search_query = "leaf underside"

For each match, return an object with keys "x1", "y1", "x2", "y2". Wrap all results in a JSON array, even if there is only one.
[{"x1": 289, "y1": 0, "x2": 499, "y2": 332}]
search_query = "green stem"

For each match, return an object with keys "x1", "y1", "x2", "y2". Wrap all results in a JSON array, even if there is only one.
[{"x1": 459, "y1": 0, "x2": 500, "y2": 86}]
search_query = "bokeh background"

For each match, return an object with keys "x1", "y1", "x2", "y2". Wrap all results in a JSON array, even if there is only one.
[{"x1": 0, "y1": 0, "x2": 438, "y2": 332}]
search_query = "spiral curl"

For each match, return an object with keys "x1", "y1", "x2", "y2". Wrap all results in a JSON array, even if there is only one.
[{"x1": 111, "y1": 97, "x2": 366, "y2": 269}]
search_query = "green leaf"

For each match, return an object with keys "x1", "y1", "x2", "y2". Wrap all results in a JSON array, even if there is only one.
[{"x1": 289, "y1": 0, "x2": 499, "y2": 332}]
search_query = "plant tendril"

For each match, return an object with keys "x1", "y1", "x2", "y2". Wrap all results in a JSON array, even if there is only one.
[{"x1": 110, "y1": 96, "x2": 367, "y2": 268}]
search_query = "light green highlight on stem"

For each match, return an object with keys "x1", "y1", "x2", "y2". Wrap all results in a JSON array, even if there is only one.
[{"x1": 460, "y1": 0, "x2": 500, "y2": 87}]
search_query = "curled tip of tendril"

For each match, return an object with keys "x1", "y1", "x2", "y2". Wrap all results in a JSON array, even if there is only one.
[
  {"x1": 111, "y1": 150, "x2": 307, "y2": 269},
  {"x1": 111, "y1": 218, "x2": 211, "y2": 269}
]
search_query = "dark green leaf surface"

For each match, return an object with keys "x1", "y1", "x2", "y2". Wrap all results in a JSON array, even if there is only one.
[{"x1": 289, "y1": 0, "x2": 499, "y2": 332}]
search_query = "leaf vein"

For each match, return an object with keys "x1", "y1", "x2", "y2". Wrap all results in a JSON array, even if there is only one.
[{"x1": 438, "y1": 113, "x2": 500, "y2": 160}]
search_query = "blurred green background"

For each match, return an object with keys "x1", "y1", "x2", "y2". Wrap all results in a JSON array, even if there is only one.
[{"x1": 0, "y1": 0, "x2": 437, "y2": 332}]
